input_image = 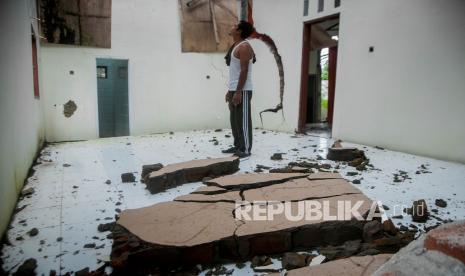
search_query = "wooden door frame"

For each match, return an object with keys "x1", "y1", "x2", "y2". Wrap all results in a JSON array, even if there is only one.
[
  {"x1": 297, "y1": 14, "x2": 340, "y2": 133},
  {"x1": 31, "y1": 28, "x2": 40, "y2": 99},
  {"x1": 327, "y1": 45, "x2": 337, "y2": 124}
]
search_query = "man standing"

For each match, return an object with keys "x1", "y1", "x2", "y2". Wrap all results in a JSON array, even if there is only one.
[{"x1": 222, "y1": 21, "x2": 255, "y2": 158}]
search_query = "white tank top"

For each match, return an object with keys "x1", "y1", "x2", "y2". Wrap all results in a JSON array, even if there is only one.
[{"x1": 228, "y1": 40, "x2": 253, "y2": 91}]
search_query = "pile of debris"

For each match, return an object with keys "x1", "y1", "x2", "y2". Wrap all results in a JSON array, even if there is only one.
[
  {"x1": 327, "y1": 140, "x2": 371, "y2": 171},
  {"x1": 106, "y1": 157, "x2": 415, "y2": 274}
]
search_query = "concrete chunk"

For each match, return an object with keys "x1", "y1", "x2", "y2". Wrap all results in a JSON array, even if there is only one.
[
  {"x1": 144, "y1": 157, "x2": 240, "y2": 193},
  {"x1": 282, "y1": 254, "x2": 392, "y2": 276}
]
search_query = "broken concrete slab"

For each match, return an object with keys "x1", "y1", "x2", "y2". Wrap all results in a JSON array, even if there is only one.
[
  {"x1": 117, "y1": 201, "x2": 238, "y2": 247},
  {"x1": 144, "y1": 157, "x2": 240, "y2": 193},
  {"x1": 112, "y1": 172, "x2": 376, "y2": 272},
  {"x1": 282, "y1": 254, "x2": 392, "y2": 276},
  {"x1": 243, "y1": 178, "x2": 364, "y2": 202},
  {"x1": 235, "y1": 194, "x2": 372, "y2": 240},
  {"x1": 204, "y1": 172, "x2": 308, "y2": 190}
]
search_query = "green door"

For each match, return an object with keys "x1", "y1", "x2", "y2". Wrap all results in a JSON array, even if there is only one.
[{"x1": 96, "y1": 58, "x2": 129, "y2": 138}]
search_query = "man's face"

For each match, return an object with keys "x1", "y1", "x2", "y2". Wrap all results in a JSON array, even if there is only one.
[{"x1": 229, "y1": 23, "x2": 241, "y2": 40}]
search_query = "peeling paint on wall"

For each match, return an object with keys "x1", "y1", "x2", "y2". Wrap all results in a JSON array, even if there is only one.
[{"x1": 63, "y1": 100, "x2": 77, "y2": 118}]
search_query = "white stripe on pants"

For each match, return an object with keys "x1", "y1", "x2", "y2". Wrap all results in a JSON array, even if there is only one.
[{"x1": 243, "y1": 90, "x2": 249, "y2": 154}]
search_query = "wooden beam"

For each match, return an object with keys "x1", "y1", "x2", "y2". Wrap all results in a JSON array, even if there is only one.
[{"x1": 209, "y1": 0, "x2": 220, "y2": 45}]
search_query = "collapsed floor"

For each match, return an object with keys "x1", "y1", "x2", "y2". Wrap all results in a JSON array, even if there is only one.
[{"x1": 1, "y1": 129, "x2": 465, "y2": 275}]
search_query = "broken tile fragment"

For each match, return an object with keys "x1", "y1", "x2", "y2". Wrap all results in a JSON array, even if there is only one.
[{"x1": 144, "y1": 157, "x2": 240, "y2": 194}]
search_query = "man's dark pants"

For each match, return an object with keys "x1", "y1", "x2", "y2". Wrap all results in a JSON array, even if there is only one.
[{"x1": 227, "y1": 90, "x2": 253, "y2": 154}]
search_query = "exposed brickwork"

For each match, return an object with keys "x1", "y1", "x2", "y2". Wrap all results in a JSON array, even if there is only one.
[{"x1": 424, "y1": 221, "x2": 465, "y2": 264}]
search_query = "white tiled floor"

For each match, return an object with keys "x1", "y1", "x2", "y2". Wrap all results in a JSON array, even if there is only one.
[{"x1": 2, "y1": 129, "x2": 465, "y2": 275}]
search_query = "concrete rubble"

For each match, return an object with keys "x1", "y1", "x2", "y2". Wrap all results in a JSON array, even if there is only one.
[
  {"x1": 278, "y1": 254, "x2": 393, "y2": 276},
  {"x1": 110, "y1": 171, "x2": 384, "y2": 273},
  {"x1": 144, "y1": 156, "x2": 240, "y2": 193},
  {"x1": 327, "y1": 140, "x2": 366, "y2": 162},
  {"x1": 140, "y1": 163, "x2": 163, "y2": 181},
  {"x1": 374, "y1": 220, "x2": 465, "y2": 276}
]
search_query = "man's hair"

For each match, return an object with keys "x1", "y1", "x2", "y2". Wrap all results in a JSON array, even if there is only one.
[{"x1": 237, "y1": 21, "x2": 254, "y2": 39}]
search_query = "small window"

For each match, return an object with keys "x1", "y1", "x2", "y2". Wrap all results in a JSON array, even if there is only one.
[
  {"x1": 335, "y1": 0, "x2": 341, "y2": 8},
  {"x1": 318, "y1": 0, "x2": 324, "y2": 12},
  {"x1": 97, "y1": 66, "x2": 107, "y2": 79},
  {"x1": 118, "y1": 66, "x2": 128, "y2": 79},
  {"x1": 303, "y1": 0, "x2": 309, "y2": 16}
]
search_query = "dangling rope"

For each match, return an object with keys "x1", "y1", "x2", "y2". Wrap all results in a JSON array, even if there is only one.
[{"x1": 247, "y1": 0, "x2": 285, "y2": 124}]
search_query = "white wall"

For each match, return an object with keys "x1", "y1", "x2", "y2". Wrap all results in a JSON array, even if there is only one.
[
  {"x1": 249, "y1": 0, "x2": 303, "y2": 132},
  {"x1": 332, "y1": 0, "x2": 465, "y2": 163},
  {"x1": 41, "y1": 0, "x2": 304, "y2": 142},
  {"x1": 304, "y1": 0, "x2": 341, "y2": 21},
  {"x1": 0, "y1": 0, "x2": 45, "y2": 235}
]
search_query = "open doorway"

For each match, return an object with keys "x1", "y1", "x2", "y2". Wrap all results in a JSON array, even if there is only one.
[{"x1": 298, "y1": 15, "x2": 339, "y2": 137}]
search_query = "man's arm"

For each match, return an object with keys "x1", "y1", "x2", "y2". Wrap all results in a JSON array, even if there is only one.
[{"x1": 232, "y1": 44, "x2": 253, "y2": 105}]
